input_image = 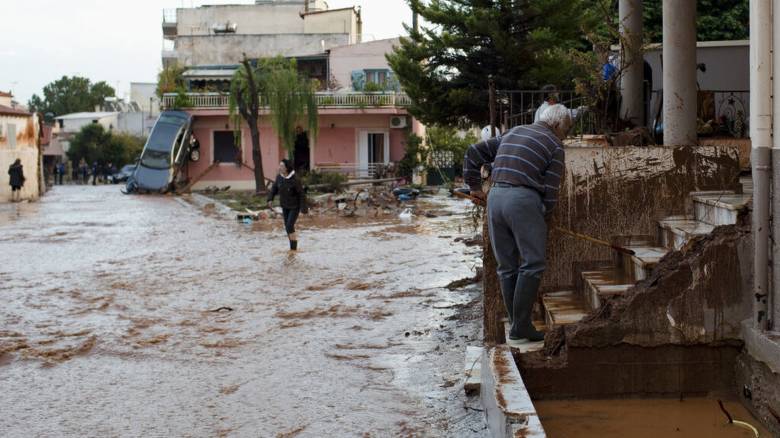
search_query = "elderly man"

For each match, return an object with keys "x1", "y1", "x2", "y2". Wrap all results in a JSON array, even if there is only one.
[{"x1": 464, "y1": 104, "x2": 573, "y2": 344}]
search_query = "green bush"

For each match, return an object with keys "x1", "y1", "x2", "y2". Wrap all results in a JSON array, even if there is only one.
[
  {"x1": 398, "y1": 132, "x2": 425, "y2": 179},
  {"x1": 302, "y1": 170, "x2": 348, "y2": 192}
]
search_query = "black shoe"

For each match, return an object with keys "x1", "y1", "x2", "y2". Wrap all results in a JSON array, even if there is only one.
[
  {"x1": 508, "y1": 274, "x2": 544, "y2": 341},
  {"x1": 290, "y1": 240, "x2": 298, "y2": 251}
]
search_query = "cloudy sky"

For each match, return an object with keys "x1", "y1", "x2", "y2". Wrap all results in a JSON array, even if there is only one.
[{"x1": 1, "y1": 0, "x2": 414, "y2": 105}]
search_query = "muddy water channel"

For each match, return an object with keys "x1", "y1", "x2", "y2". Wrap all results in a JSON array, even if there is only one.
[{"x1": 0, "y1": 186, "x2": 486, "y2": 437}]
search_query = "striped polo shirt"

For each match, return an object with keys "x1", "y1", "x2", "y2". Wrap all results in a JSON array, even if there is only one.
[{"x1": 463, "y1": 122, "x2": 565, "y2": 212}]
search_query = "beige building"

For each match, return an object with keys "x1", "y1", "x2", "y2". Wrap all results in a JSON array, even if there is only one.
[
  {"x1": 0, "y1": 91, "x2": 41, "y2": 201},
  {"x1": 162, "y1": 0, "x2": 362, "y2": 67}
]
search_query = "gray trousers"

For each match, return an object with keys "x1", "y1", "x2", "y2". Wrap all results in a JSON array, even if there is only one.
[{"x1": 487, "y1": 185, "x2": 547, "y2": 281}]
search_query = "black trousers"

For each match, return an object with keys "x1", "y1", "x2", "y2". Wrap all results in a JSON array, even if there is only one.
[{"x1": 282, "y1": 208, "x2": 300, "y2": 235}]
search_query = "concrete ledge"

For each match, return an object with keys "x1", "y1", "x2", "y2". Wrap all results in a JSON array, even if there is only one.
[
  {"x1": 480, "y1": 346, "x2": 546, "y2": 438},
  {"x1": 742, "y1": 321, "x2": 780, "y2": 374}
]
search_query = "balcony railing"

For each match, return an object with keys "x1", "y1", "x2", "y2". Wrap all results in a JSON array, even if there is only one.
[{"x1": 162, "y1": 92, "x2": 412, "y2": 110}]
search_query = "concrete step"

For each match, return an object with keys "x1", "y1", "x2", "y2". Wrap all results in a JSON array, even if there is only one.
[
  {"x1": 740, "y1": 175, "x2": 753, "y2": 195},
  {"x1": 621, "y1": 245, "x2": 669, "y2": 282},
  {"x1": 657, "y1": 216, "x2": 715, "y2": 251},
  {"x1": 480, "y1": 346, "x2": 546, "y2": 438},
  {"x1": 542, "y1": 290, "x2": 589, "y2": 329},
  {"x1": 581, "y1": 269, "x2": 633, "y2": 310},
  {"x1": 693, "y1": 193, "x2": 751, "y2": 226}
]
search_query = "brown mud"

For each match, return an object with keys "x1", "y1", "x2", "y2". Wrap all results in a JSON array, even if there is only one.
[{"x1": 0, "y1": 185, "x2": 487, "y2": 437}]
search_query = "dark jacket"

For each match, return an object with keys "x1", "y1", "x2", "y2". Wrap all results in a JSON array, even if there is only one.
[
  {"x1": 268, "y1": 173, "x2": 305, "y2": 210},
  {"x1": 8, "y1": 163, "x2": 24, "y2": 187}
]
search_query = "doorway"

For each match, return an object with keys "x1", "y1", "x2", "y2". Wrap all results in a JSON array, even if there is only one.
[
  {"x1": 293, "y1": 129, "x2": 310, "y2": 172},
  {"x1": 358, "y1": 130, "x2": 389, "y2": 177}
]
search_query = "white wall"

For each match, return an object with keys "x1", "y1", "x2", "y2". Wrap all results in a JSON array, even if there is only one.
[
  {"x1": 0, "y1": 113, "x2": 40, "y2": 201},
  {"x1": 130, "y1": 83, "x2": 158, "y2": 114},
  {"x1": 644, "y1": 41, "x2": 749, "y2": 126},
  {"x1": 329, "y1": 38, "x2": 399, "y2": 90},
  {"x1": 58, "y1": 114, "x2": 119, "y2": 134}
]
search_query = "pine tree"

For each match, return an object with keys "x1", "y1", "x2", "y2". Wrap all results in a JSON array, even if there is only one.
[{"x1": 387, "y1": 0, "x2": 592, "y2": 126}]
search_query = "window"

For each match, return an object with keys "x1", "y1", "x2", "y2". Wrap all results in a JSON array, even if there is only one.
[
  {"x1": 213, "y1": 131, "x2": 238, "y2": 163},
  {"x1": 364, "y1": 69, "x2": 389, "y2": 86}
]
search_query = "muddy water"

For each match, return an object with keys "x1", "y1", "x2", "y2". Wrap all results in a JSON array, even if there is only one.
[
  {"x1": 0, "y1": 186, "x2": 486, "y2": 437},
  {"x1": 535, "y1": 397, "x2": 770, "y2": 438}
]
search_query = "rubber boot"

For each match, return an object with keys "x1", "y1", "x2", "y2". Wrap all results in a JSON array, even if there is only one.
[
  {"x1": 499, "y1": 274, "x2": 518, "y2": 325},
  {"x1": 290, "y1": 240, "x2": 298, "y2": 251},
  {"x1": 508, "y1": 274, "x2": 545, "y2": 342}
]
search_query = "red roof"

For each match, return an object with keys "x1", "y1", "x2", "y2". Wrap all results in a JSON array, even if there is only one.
[
  {"x1": 0, "y1": 91, "x2": 12, "y2": 98},
  {"x1": 0, "y1": 104, "x2": 31, "y2": 117}
]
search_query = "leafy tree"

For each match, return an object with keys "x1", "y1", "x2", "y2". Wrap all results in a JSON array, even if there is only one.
[
  {"x1": 66, "y1": 124, "x2": 144, "y2": 167},
  {"x1": 387, "y1": 0, "x2": 593, "y2": 126},
  {"x1": 398, "y1": 132, "x2": 426, "y2": 179},
  {"x1": 426, "y1": 125, "x2": 478, "y2": 172},
  {"x1": 644, "y1": 0, "x2": 749, "y2": 42},
  {"x1": 263, "y1": 58, "x2": 319, "y2": 161},
  {"x1": 229, "y1": 56, "x2": 267, "y2": 194},
  {"x1": 28, "y1": 76, "x2": 115, "y2": 116},
  {"x1": 156, "y1": 65, "x2": 187, "y2": 98},
  {"x1": 66, "y1": 124, "x2": 111, "y2": 165}
]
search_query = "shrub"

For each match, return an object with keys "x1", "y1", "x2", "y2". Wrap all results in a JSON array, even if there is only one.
[{"x1": 302, "y1": 170, "x2": 348, "y2": 192}]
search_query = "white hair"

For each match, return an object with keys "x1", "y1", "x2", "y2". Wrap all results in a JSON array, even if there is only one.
[{"x1": 539, "y1": 103, "x2": 573, "y2": 137}]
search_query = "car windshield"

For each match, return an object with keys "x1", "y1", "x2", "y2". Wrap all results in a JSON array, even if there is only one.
[{"x1": 140, "y1": 149, "x2": 171, "y2": 170}]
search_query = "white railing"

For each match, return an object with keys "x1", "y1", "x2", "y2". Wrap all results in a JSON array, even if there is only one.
[
  {"x1": 161, "y1": 92, "x2": 411, "y2": 109},
  {"x1": 316, "y1": 162, "x2": 390, "y2": 178}
]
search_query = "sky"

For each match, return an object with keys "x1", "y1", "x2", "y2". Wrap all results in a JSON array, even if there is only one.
[{"x1": 1, "y1": 0, "x2": 414, "y2": 105}]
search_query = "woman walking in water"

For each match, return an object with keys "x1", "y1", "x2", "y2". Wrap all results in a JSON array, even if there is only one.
[
  {"x1": 267, "y1": 159, "x2": 306, "y2": 251},
  {"x1": 8, "y1": 159, "x2": 25, "y2": 202}
]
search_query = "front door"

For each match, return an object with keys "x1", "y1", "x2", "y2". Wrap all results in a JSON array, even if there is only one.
[{"x1": 358, "y1": 130, "x2": 389, "y2": 177}]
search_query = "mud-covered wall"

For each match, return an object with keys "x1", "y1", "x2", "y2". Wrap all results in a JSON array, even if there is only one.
[
  {"x1": 558, "y1": 224, "x2": 753, "y2": 347},
  {"x1": 546, "y1": 145, "x2": 742, "y2": 290},
  {"x1": 736, "y1": 351, "x2": 780, "y2": 437}
]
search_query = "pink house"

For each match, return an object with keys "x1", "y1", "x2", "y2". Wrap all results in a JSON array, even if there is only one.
[{"x1": 163, "y1": 38, "x2": 424, "y2": 190}]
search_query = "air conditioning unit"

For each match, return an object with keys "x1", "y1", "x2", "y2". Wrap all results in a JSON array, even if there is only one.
[{"x1": 390, "y1": 116, "x2": 407, "y2": 129}]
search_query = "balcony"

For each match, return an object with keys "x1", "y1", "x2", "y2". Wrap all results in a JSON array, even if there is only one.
[
  {"x1": 162, "y1": 9, "x2": 177, "y2": 39},
  {"x1": 161, "y1": 92, "x2": 412, "y2": 110}
]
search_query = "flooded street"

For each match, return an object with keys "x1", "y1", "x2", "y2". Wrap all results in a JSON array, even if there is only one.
[{"x1": 0, "y1": 186, "x2": 486, "y2": 437}]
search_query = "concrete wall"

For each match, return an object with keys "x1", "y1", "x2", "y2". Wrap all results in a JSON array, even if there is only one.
[
  {"x1": 130, "y1": 83, "x2": 158, "y2": 114},
  {"x1": 304, "y1": 8, "x2": 356, "y2": 36},
  {"x1": 174, "y1": 33, "x2": 350, "y2": 65},
  {"x1": 176, "y1": 4, "x2": 305, "y2": 36},
  {"x1": 547, "y1": 145, "x2": 743, "y2": 290},
  {"x1": 329, "y1": 38, "x2": 399, "y2": 90},
  {"x1": 0, "y1": 114, "x2": 40, "y2": 201}
]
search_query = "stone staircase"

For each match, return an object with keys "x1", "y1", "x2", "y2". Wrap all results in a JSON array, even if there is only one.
[{"x1": 542, "y1": 189, "x2": 752, "y2": 330}]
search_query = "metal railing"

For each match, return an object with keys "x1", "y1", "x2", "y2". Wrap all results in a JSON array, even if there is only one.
[
  {"x1": 499, "y1": 90, "x2": 596, "y2": 135},
  {"x1": 162, "y1": 92, "x2": 412, "y2": 109}
]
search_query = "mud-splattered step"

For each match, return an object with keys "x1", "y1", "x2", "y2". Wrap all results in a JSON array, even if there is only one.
[
  {"x1": 622, "y1": 246, "x2": 668, "y2": 281},
  {"x1": 581, "y1": 270, "x2": 633, "y2": 310},
  {"x1": 542, "y1": 291, "x2": 588, "y2": 329},
  {"x1": 657, "y1": 216, "x2": 715, "y2": 251},
  {"x1": 693, "y1": 193, "x2": 751, "y2": 226},
  {"x1": 480, "y1": 346, "x2": 546, "y2": 438}
]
